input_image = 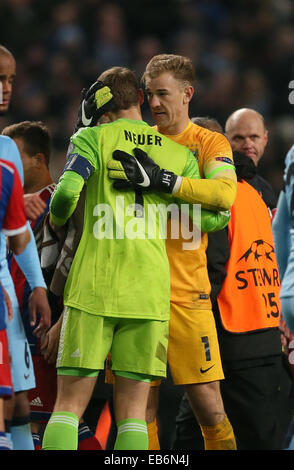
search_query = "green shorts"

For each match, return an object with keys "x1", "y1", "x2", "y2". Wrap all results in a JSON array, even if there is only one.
[{"x1": 57, "y1": 307, "x2": 169, "y2": 381}]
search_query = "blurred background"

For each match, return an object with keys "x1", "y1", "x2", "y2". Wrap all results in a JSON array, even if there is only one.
[{"x1": 0, "y1": 0, "x2": 293, "y2": 195}]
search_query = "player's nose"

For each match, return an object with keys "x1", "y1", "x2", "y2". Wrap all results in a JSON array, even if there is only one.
[
  {"x1": 149, "y1": 94, "x2": 161, "y2": 108},
  {"x1": 242, "y1": 137, "x2": 253, "y2": 147}
]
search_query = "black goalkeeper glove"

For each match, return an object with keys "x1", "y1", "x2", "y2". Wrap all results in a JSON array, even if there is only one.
[
  {"x1": 107, "y1": 148, "x2": 181, "y2": 193},
  {"x1": 74, "y1": 80, "x2": 114, "y2": 132}
]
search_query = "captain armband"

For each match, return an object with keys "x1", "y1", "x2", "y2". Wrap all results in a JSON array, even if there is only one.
[{"x1": 64, "y1": 153, "x2": 94, "y2": 182}]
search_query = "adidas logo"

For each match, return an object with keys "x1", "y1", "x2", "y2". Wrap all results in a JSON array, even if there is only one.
[
  {"x1": 30, "y1": 397, "x2": 43, "y2": 407},
  {"x1": 70, "y1": 348, "x2": 81, "y2": 358}
]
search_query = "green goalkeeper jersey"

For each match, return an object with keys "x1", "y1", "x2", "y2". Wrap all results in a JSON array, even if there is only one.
[{"x1": 51, "y1": 119, "x2": 204, "y2": 320}]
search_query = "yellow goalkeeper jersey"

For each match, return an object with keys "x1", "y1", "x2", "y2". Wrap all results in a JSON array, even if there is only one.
[{"x1": 157, "y1": 121, "x2": 237, "y2": 310}]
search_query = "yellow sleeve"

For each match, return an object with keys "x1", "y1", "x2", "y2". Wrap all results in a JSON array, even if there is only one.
[
  {"x1": 175, "y1": 132, "x2": 237, "y2": 211},
  {"x1": 175, "y1": 175, "x2": 236, "y2": 211}
]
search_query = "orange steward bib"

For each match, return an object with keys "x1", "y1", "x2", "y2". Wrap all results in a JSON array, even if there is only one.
[{"x1": 217, "y1": 181, "x2": 280, "y2": 333}]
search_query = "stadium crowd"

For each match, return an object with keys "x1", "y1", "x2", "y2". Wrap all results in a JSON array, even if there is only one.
[
  {"x1": 0, "y1": 0, "x2": 294, "y2": 452},
  {"x1": 0, "y1": 0, "x2": 293, "y2": 189}
]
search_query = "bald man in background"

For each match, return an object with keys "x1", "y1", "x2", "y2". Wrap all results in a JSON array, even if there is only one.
[
  {"x1": 226, "y1": 108, "x2": 294, "y2": 445},
  {"x1": 225, "y1": 108, "x2": 294, "y2": 345},
  {"x1": 225, "y1": 108, "x2": 277, "y2": 211}
]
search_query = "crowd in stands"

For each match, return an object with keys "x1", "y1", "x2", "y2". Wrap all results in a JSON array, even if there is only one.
[{"x1": 0, "y1": 0, "x2": 293, "y2": 189}]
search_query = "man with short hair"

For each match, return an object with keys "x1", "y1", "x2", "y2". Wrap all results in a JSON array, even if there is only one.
[
  {"x1": 0, "y1": 45, "x2": 51, "y2": 450},
  {"x1": 0, "y1": 45, "x2": 15, "y2": 116},
  {"x1": 42, "y1": 66, "x2": 228, "y2": 451},
  {"x1": 3, "y1": 120, "x2": 52, "y2": 191},
  {"x1": 225, "y1": 108, "x2": 268, "y2": 167},
  {"x1": 0, "y1": 44, "x2": 46, "y2": 219},
  {"x1": 191, "y1": 116, "x2": 223, "y2": 134},
  {"x1": 3, "y1": 120, "x2": 103, "y2": 450},
  {"x1": 138, "y1": 54, "x2": 237, "y2": 450},
  {"x1": 225, "y1": 107, "x2": 277, "y2": 210},
  {"x1": 2, "y1": 121, "x2": 57, "y2": 447}
]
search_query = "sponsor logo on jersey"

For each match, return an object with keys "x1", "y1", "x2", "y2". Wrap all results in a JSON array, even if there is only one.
[
  {"x1": 70, "y1": 348, "x2": 81, "y2": 358},
  {"x1": 200, "y1": 365, "x2": 215, "y2": 374},
  {"x1": 30, "y1": 396, "x2": 43, "y2": 407}
]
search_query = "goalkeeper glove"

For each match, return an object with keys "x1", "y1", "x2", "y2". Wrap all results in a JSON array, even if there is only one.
[
  {"x1": 107, "y1": 148, "x2": 182, "y2": 193},
  {"x1": 74, "y1": 80, "x2": 114, "y2": 132}
]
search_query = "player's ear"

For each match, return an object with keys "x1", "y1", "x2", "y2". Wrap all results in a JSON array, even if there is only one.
[
  {"x1": 34, "y1": 153, "x2": 46, "y2": 168},
  {"x1": 183, "y1": 85, "x2": 194, "y2": 104},
  {"x1": 264, "y1": 129, "x2": 269, "y2": 147},
  {"x1": 98, "y1": 113, "x2": 112, "y2": 124}
]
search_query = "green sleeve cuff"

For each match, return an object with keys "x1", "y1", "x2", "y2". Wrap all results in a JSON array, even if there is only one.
[
  {"x1": 50, "y1": 170, "x2": 85, "y2": 225},
  {"x1": 50, "y1": 213, "x2": 67, "y2": 227}
]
